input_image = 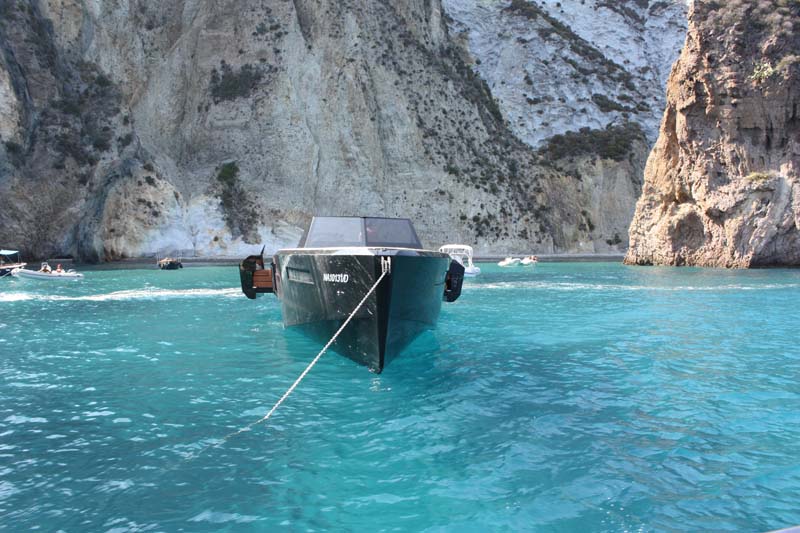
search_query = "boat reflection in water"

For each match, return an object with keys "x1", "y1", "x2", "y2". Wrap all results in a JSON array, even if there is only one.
[{"x1": 239, "y1": 217, "x2": 465, "y2": 373}]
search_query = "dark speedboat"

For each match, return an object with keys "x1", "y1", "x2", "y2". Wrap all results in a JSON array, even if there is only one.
[
  {"x1": 239, "y1": 216, "x2": 464, "y2": 373},
  {"x1": 0, "y1": 249, "x2": 26, "y2": 277},
  {"x1": 157, "y1": 257, "x2": 183, "y2": 270}
]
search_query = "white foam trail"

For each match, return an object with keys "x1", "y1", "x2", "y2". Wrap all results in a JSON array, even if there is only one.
[
  {"x1": 0, "y1": 293, "x2": 34, "y2": 302},
  {"x1": 0, "y1": 287, "x2": 240, "y2": 303},
  {"x1": 4, "y1": 280, "x2": 796, "y2": 302}
]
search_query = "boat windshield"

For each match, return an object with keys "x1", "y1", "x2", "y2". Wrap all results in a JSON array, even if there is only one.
[
  {"x1": 301, "y1": 217, "x2": 422, "y2": 249},
  {"x1": 365, "y1": 218, "x2": 421, "y2": 248},
  {"x1": 440, "y1": 245, "x2": 473, "y2": 257},
  {"x1": 303, "y1": 217, "x2": 365, "y2": 248}
]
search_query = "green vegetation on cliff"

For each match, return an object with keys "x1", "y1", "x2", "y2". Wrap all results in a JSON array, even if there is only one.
[{"x1": 538, "y1": 122, "x2": 645, "y2": 162}]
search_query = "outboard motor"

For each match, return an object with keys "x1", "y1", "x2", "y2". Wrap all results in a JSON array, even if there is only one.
[
  {"x1": 239, "y1": 247, "x2": 274, "y2": 299},
  {"x1": 443, "y1": 260, "x2": 465, "y2": 302}
]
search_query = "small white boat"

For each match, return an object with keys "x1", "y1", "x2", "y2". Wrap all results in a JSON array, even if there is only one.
[
  {"x1": 11, "y1": 262, "x2": 83, "y2": 280},
  {"x1": 521, "y1": 255, "x2": 538, "y2": 266},
  {"x1": 498, "y1": 257, "x2": 521, "y2": 267},
  {"x1": 439, "y1": 244, "x2": 481, "y2": 276}
]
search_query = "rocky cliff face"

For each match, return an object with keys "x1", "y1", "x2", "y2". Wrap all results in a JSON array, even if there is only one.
[
  {"x1": 444, "y1": 0, "x2": 688, "y2": 146},
  {"x1": 0, "y1": 0, "x2": 685, "y2": 261},
  {"x1": 626, "y1": 0, "x2": 800, "y2": 267}
]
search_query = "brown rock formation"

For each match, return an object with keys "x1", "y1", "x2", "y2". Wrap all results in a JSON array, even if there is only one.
[{"x1": 625, "y1": 0, "x2": 800, "y2": 267}]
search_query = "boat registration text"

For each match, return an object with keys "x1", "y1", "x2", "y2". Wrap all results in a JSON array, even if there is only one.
[{"x1": 323, "y1": 273, "x2": 350, "y2": 283}]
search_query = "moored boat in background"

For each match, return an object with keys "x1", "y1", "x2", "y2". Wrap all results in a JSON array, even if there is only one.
[
  {"x1": 157, "y1": 257, "x2": 183, "y2": 270},
  {"x1": 239, "y1": 216, "x2": 465, "y2": 373},
  {"x1": 439, "y1": 244, "x2": 481, "y2": 276},
  {"x1": 0, "y1": 249, "x2": 26, "y2": 277},
  {"x1": 11, "y1": 262, "x2": 83, "y2": 280},
  {"x1": 498, "y1": 257, "x2": 520, "y2": 267}
]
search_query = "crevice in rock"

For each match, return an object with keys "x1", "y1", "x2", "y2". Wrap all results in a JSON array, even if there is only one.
[{"x1": 292, "y1": 0, "x2": 314, "y2": 47}]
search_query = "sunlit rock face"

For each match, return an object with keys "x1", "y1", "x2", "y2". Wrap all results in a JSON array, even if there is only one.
[
  {"x1": 626, "y1": 0, "x2": 800, "y2": 267},
  {"x1": 1, "y1": 0, "x2": 685, "y2": 261},
  {"x1": 443, "y1": 0, "x2": 688, "y2": 147}
]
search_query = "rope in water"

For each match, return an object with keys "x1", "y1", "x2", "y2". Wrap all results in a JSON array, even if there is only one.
[{"x1": 189, "y1": 257, "x2": 392, "y2": 460}]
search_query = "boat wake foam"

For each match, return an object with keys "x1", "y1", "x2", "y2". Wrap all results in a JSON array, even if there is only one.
[{"x1": 0, "y1": 287, "x2": 241, "y2": 302}]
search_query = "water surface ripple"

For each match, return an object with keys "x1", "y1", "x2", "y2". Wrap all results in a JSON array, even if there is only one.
[{"x1": 1, "y1": 264, "x2": 800, "y2": 531}]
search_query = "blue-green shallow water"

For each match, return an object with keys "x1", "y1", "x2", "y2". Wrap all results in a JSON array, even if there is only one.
[{"x1": 2, "y1": 263, "x2": 800, "y2": 532}]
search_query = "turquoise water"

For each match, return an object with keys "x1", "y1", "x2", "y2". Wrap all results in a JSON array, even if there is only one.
[{"x1": 2, "y1": 263, "x2": 800, "y2": 531}]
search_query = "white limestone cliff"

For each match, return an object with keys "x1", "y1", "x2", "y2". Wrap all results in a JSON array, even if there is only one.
[{"x1": 0, "y1": 0, "x2": 687, "y2": 261}]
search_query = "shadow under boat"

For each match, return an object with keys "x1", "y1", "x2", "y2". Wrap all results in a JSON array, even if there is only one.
[{"x1": 239, "y1": 216, "x2": 464, "y2": 373}]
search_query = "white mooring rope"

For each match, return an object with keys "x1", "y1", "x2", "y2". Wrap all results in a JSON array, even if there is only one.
[{"x1": 190, "y1": 257, "x2": 392, "y2": 460}]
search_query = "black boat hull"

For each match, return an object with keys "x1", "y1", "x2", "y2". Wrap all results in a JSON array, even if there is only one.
[
  {"x1": 0, "y1": 264, "x2": 25, "y2": 276},
  {"x1": 274, "y1": 250, "x2": 452, "y2": 372}
]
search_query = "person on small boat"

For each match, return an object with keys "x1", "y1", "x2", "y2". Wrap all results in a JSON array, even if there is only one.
[
  {"x1": 39, "y1": 263, "x2": 52, "y2": 273},
  {"x1": 55, "y1": 264, "x2": 63, "y2": 273}
]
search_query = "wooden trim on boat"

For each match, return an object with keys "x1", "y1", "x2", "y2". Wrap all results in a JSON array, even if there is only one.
[{"x1": 253, "y1": 268, "x2": 273, "y2": 290}]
